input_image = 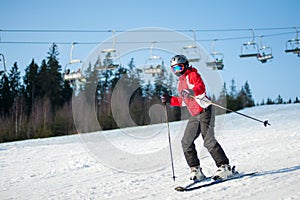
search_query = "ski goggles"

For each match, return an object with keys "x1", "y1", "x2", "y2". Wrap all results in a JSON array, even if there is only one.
[{"x1": 171, "y1": 63, "x2": 185, "y2": 73}]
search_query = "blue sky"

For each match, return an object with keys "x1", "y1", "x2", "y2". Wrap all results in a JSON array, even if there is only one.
[{"x1": 1, "y1": 0, "x2": 299, "y2": 103}]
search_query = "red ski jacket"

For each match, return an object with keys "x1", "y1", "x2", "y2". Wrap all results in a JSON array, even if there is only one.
[{"x1": 170, "y1": 66, "x2": 207, "y2": 116}]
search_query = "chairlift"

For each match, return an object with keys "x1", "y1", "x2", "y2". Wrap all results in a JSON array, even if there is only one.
[
  {"x1": 285, "y1": 27, "x2": 300, "y2": 57},
  {"x1": 143, "y1": 42, "x2": 164, "y2": 77},
  {"x1": 206, "y1": 40, "x2": 224, "y2": 70},
  {"x1": 63, "y1": 42, "x2": 85, "y2": 82},
  {"x1": 0, "y1": 53, "x2": 6, "y2": 76},
  {"x1": 239, "y1": 29, "x2": 259, "y2": 58},
  {"x1": 182, "y1": 30, "x2": 201, "y2": 63},
  {"x1": 96, "y1": 30, "x2": 120, "y2": 71},
  {"x1": 257, "y1": 36, "x2": 273, "y2": 63}
]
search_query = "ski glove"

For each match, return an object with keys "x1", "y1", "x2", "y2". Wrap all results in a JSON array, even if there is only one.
[
  {"x1": 161, "y1": 93, "x2": 171, "y2": 104},
  {"x1": 181, "y1": 89, "x2": 194, "y2": 98},
  {"x1": 196, "y1": 95, "x2": 211, "y2": 109}
]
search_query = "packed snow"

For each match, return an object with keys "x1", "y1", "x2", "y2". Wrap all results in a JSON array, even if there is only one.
[{"x1": 1, "y1": 104, "x2": 300, "y2": 199}]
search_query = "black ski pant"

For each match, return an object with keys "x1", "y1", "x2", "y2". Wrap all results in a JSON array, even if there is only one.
[{"x1": 181, "y1": 105, "x2": 229, "y2": 168}]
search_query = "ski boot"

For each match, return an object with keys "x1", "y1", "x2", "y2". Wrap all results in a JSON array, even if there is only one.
[
  {"x1": 190, "y1": 166, "x2": 206, "y2": 181},
  {"x1": 212, "y1": 164, "x2": 238, "y2": 180}
]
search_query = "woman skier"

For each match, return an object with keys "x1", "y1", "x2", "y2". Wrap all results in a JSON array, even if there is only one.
[{"x1": 161, "y1": 54, "x2": 236, "y2": 181}]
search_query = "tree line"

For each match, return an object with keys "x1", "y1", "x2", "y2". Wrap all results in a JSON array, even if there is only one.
[
  {"x1": 0, "y1": 44, "x2": 74, "y2": 142},
  {"x1": 0, "y1": 43, "x2": 180, "y2": 142},
  {"x1": 0, "y1": 43, "x2": 298, "y2": 143}
]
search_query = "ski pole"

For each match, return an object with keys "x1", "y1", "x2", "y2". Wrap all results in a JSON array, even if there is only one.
[
  {"x1": 190, "y1": 95, "x2": 271, "y2": 127},
  {"x1": 163, "y1": 103, "x2": 176, "y2": 181},
  {"x1": 209, "y1": 101, "x2": 271, "y2": 127}
]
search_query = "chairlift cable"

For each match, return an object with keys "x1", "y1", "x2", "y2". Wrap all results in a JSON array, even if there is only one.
[
  {"x1": 0, "y1": 31, "x2": 298, "y2": 45},
  {"x1": 1, "y1": 27, "x2": 299, "y2": 33}
]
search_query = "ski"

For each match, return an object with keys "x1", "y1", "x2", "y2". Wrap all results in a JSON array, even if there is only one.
[
  {"x1": 175, "y1": 172, "x2": 257, "y2": 192},
  {"x1": 174, "y1": 177, "x2": 212, "y2": 191}
]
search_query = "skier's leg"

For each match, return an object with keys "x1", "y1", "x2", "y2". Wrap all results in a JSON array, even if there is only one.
[
  {"x1": 200, "y1": 106, "x2": 229, "y2": 167},
  {"x1": 181, "y1": 116, "x2": 201, "y2": 167}
]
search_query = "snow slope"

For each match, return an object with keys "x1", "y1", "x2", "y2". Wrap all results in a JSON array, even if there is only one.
[{"x1": 1, "y1": 104, "x2": 300, "y2": 200}]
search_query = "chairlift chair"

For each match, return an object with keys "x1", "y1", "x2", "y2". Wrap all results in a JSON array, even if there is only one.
[
  {"x1": 257, "y1": 52, "x2": 273, "y2": 63},
  {"x1": 257, "y1": 46, "x2": 273, "y2": 63},
  {"x1": 143, "y1": 42, "x2": 164, "y2": 77},
  {"x1": 182, "y1": 45, "x2": 201, "y2": 63},
  {"x1": 285, "y1": 39, "x2": 300, "y2": 56},
  {"x1": 64, "y1": 64, "x2": 85, "y2": 82},
  {"x1": 63, "y1": 43, "x2": 85, "y2": 82},
  {"x1": 144, "y1": 66, "x2": 163, "y2": 75},
  {"x1": 206, "y1": 52, "x2": 224, "y2": 70},
  {"x1": 0, "y1": 53, "x2": 6, "y2": 76},
  {"x1": 239, "y1": 41, "x2": 259, "y2": 58},
  {"x1": 96, "y1": 30, "x2": 120, "y2": 71},
  {"x1": 206, "y1": 40, "x2": 224, "y2": 70},
  {"x1": 96, "y1": 48, "x2": 120, "y2": 71},
  {"x1": 239, "y1": 29, "x2": 259, "y2": 58},
  {"x1": 257, "y1": 36, "x2": 273, "y2": 63},
  {"x1": 181, "y1": 30, "x2": 201, "y2": 63},
  {"x1": 143, "y1": 56, "x2": 164, "y2": 77},
  {"x1": 285, "y1": 27, "x2": 300, "y2": 57}
]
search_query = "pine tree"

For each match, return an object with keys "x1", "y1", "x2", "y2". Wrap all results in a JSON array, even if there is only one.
[
  {"x1": 229, "y1": 78, "x2": 237, "y2": 98},
  {"x1": 216, "y1": 82, "x2": 227, "y2": 115},
  {"x1": 61, "y1": 80, "x2": 73, "y2": 104},
  {"x1": 276, "y1": 95, "x2": 283, "y2": 104},
  {"x1": 236, "y1": 87, "x2": 247, "y2": 110},
  {"x1": 9, "y1": 62, "x2": 21, "y2": 98},
  {"x1": 36, "y1": 60, "x2": 48, "y2": 98},
  {"x1": 227, "y1": 79, "x2": 239, "y2": 111},
  {"x1": 8, "y1": 62, "x2": 24, "y2": 139},
  {"x1": 266, "y1": 98, "x2": 274, "y2": 104},
  {"x1": 0, "y1": 72, "x2": 11, "y2": 115},
  {"x1": 0, "y1": 63, "x2": 22, "y2": 116},
  {"x1": 24, "y1": 59, "x2": 39, "y2": 115},
  {"x1": 46, "y1": 43, "x2": 64, "y2": 109},
  {"x1": 242, "y1": 81, "x2": 255, "y2": 107}
]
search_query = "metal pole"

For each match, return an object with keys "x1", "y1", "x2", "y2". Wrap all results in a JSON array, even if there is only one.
[
  {"x1": 163, "y1": 104, "x2": 176, "y2": 181},
  {"x1": 0, "y1": 53, "x2": 6, "y2": 73},
  {"x1": 190, "y1": 95, "x2": 271, "y2": 127},
  {"x1": 209, "y1": 101, "x2": 271, "y2": 127}
]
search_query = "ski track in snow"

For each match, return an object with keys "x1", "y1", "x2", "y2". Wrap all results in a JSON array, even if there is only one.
[{"x1": 0, "y1": 104, "x2": 300, "y2": 199}]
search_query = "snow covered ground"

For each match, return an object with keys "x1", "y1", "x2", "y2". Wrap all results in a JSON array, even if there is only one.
[{"x1": 1, "y1": 104, "x2": 300, "y2": 200}]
